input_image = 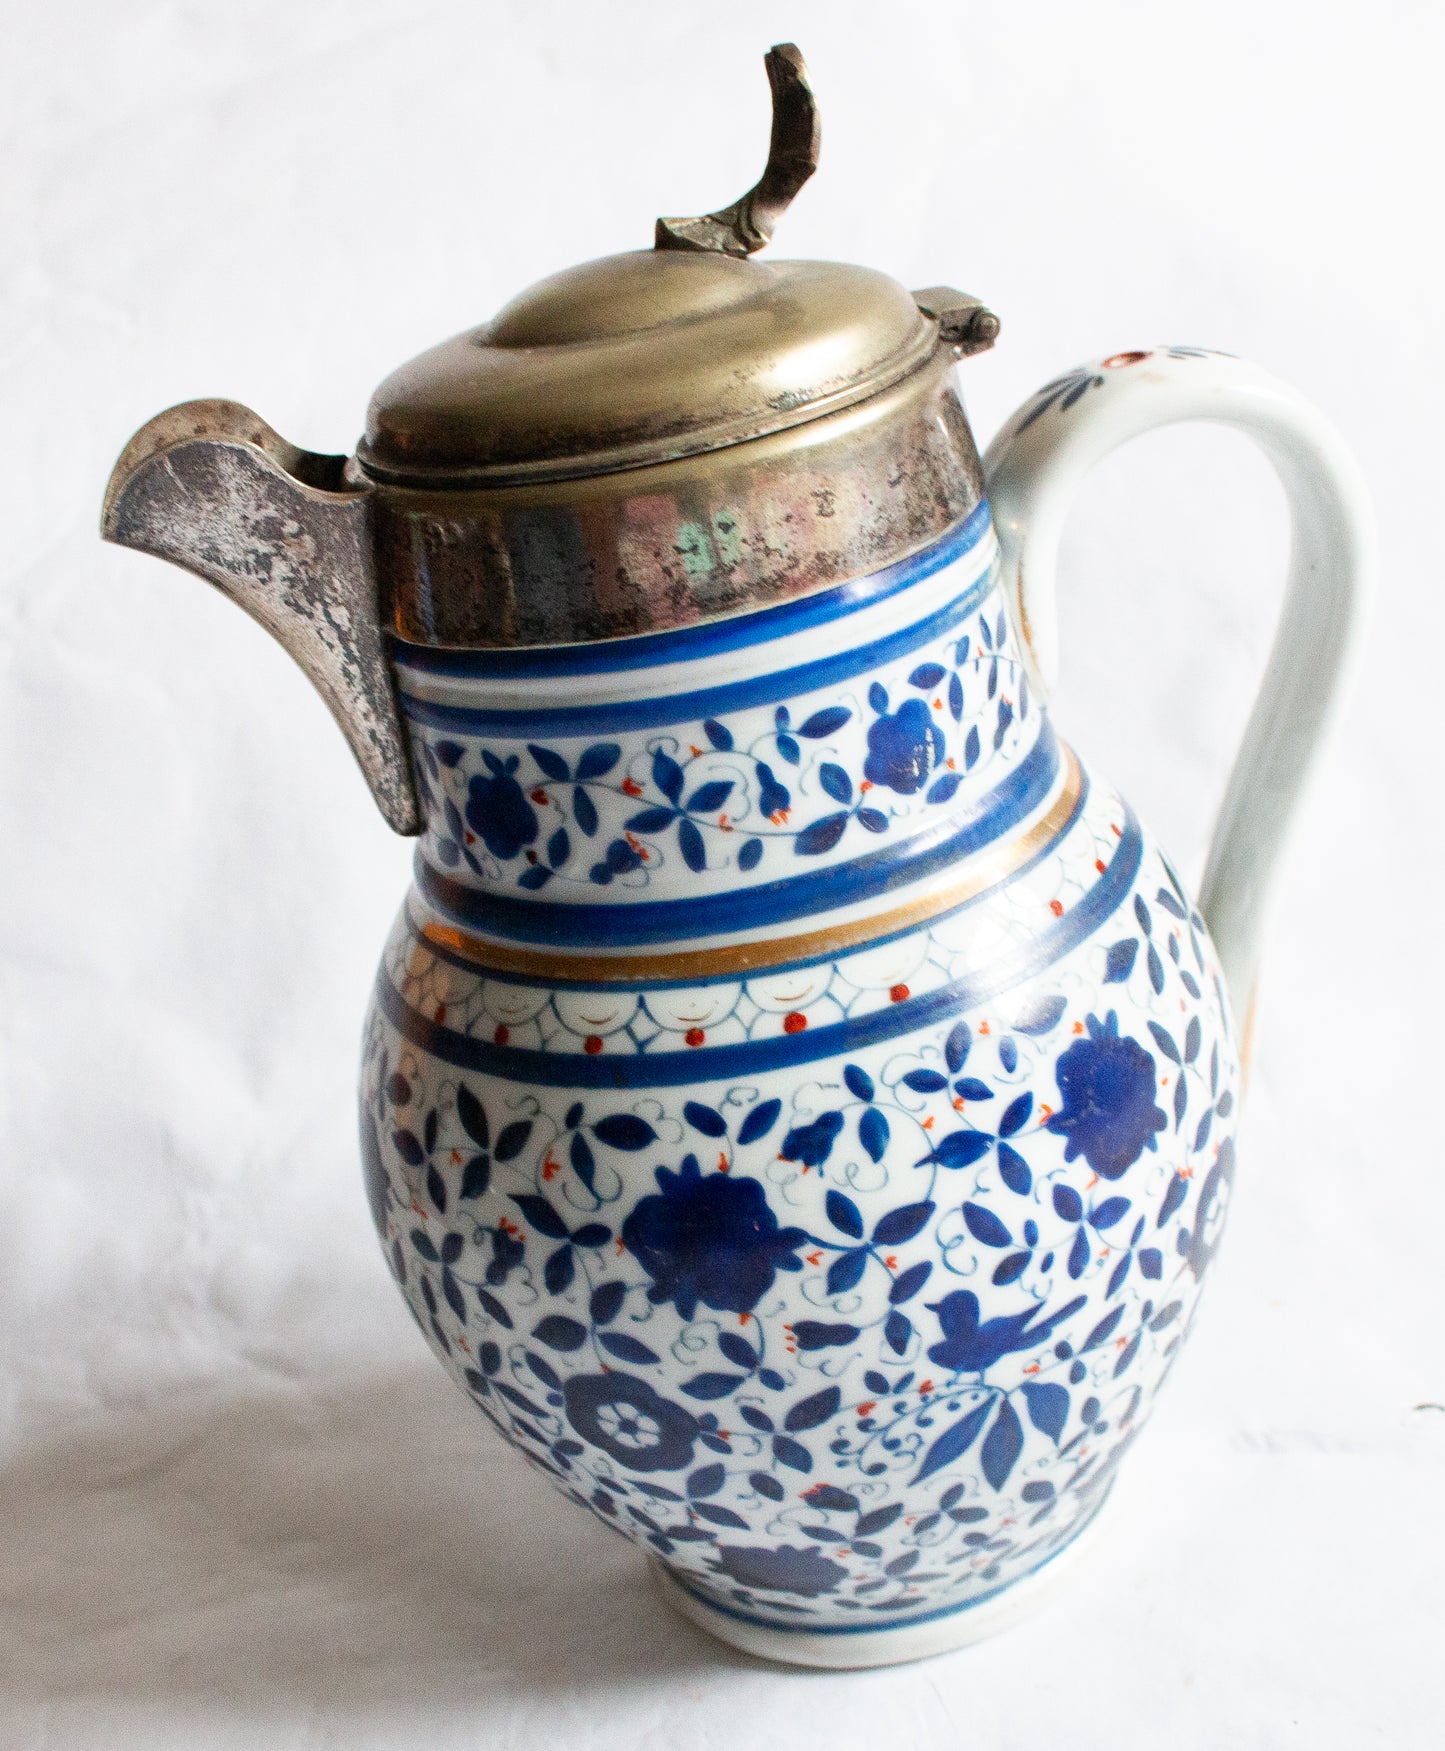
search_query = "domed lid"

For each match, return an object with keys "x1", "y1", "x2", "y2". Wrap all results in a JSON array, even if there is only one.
[{"x1": 357, "y1": 46, "x2": 997, "y2": 489}]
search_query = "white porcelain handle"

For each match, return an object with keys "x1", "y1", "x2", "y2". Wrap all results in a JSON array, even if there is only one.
[{"x1": 982, "y1": 347, "x2": 1375, "y2": 1015}]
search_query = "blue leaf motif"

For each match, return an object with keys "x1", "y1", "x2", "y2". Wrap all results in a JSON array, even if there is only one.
[
  {"x1": 738, "y1": 837, "x2": 763, "y2": 871},
  {"x1": 872, "y1": 1201, "x2": 934, "y2": 1245},
  {"x1": 933, "y1": 1131, "x2": 992, "y2": 1169},
  {"x1": 826, "y1": 1249, "x2": 868, "y2": 1294},
  {"x1": 702, "y1": 719, "x2": 733, "y2": 751},
  {"x1": 547, "y1": 827, "x2": 570, "y2": 868},
  {"x1": 573, "y1": 786, "x2": 598, "y2": 837},
  {"x1": 598, "y1": 1331, "x2": 661, "y2": 1366},
  {"x1": 1021, "y1": 1381, "x2": 1070, "y2": 1443},
  {"x1": 1089, "y1": 1196, "x2": 1131, "y2": 1231},
  {"x1": 517, "y1": 865, "x2": 552, "y2": 889},
  {"x1": 677, "y1": 818, "x2": 706, "y2": 873},
  {"x1": 868, "y1": 682, "x2": 889, "y2": 712},
  {"x1": 913, "y1": 1397, "x2": 992, "y2": 1483},
  {"x1": 686, "y1": 779, "x2": 733, "y2": 815},
  {"x1": 843, "y1": 1064, "x2": 874, "y2": 1102},
  {"x1": 683, "y1": 1101, "x2": 726, "y2": 1138},
  {"x1": 652, "y1": 749, "x2": 684, "y2": 802},
  {"x1": 434, "y1": 739, "x2": 464, "y2": 767},
  {"x1": 926, "y1": 771, "x2": 962, "y2": 805},
  {"x1": 948, "y1": 672, "x2": 964, "y2": 720},
  {"x1": 980, "y1": 1397, "x2": 1024, "y2": 1490},
  {"x1": 772, "y1": 1435, "x2": 812, "y2": 1472},
  {"x1": 1052, "y1": 1184, "x2": 1084, "y2": 1223},
  {"x1": 786, "y1": 1386, "x2": 841, "y2": 1431},
  {"x1": 795, "y1": 812, "x2": 849, "y2": 856},
  {"x1": 1104, "y1": 939, "x2": 1138, "y2": 983},
  {"x1": 737, "y1": 1099, "x2": 782, "y2": 1145},
  {"x1": 963, "y1": 1203, "x2": 1012, "y2": 1248},
  {"x1": 798, "y1": 706, "x2": 851, "y2": 739},
  {"x1": 718, "y1": 1332, "x2": 758, "y2": 1370},
  {"x1": 999, "y1": 1093, "x2": 1033, "y2": 1137},
  {"x1": 945, "y1": 1021, "x2": 972, "y2": 1073},
  {"x1": 997, "y1": 1142, "x2": 1031, "y2": 1195},
  {"x1": 858, "y1": 1106, "x2": 890, "y2": 1164},
  {"x1": 527, "y1": 743, "x2": 569, "y2": 782},
  {"x1": 682, "y1": 1373, "x2": 746, "y2": 1400},
  {"x1": 826, "y1": 1190, "x2": 864, "y2": 1239},
  {"x1": 903, "y1": 1069, "x2": 948, "y2": 1093},
  {"x1": 576, "y1": 743, "x2": 621, "y2": 781},
  {"x1": 533, "y1": 1315, "x2": 588, "y2": 1352},
  {"x1": 593, "y1": 1114, "x2": 657, "y2": 1151},
  {"x1": 889, "y1": 1260, "x2": 932, "y2": 1304},
  {"x1": 884, "y1": 1310, "x2": 911, "y2": 1354},
  {"x1": 819, "y1": 763, "x2": 852, "y2": 803},
  {"x1": 909, "y1": 662, "x2": 946, "y2": 690},
  {"x1": 626, "y1": 806, "x2": 679, "y2": 833},
  {"x1": 964, "y1": 725, "x2": 981, "y2": 769},
  {"x1": 776, "y1": 734, "x2": 800, "y2": 765}
]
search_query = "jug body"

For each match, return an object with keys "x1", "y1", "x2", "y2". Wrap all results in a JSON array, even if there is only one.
[{"x1": 359, "y1": 497, "x2": 1240, "y2": 1665}]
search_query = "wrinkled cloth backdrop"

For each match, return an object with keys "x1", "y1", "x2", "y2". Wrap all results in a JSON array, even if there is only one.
[{"x1": 1, "y1": 2, "x2": 1441, "y2": 1746}]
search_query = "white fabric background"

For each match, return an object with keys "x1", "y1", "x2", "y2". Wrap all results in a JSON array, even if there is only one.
[{"x1": 2, "y1": 2, "x2": 1441, "y2": 1745}]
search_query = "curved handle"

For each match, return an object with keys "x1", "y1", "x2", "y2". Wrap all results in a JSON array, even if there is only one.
[{"x1": 983, "y1": 347, "x2": 1375, "y2": 1014}]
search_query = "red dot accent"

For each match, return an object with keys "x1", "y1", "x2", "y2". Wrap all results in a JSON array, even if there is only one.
[
  {"x1": 584, "y1": 1034, "x2": 604, "y2": 1055},
  {"x1": 1049, "y1": 899, "x2": 1065, "y2": 917},
  {"x1": 685, "y1": 1027, "x2": 705, "y2": 1047},
  {"x1": 783, "y1": 1011, "x2": 808, "y2": 1034},
  {"x1": 889, "y1": 983, "x2": 910, "y2": 1003},
  {"x1": 493, "y1": 1023, "x2": 509, "y2": 1046}
]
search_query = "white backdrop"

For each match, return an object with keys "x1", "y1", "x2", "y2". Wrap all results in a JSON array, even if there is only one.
[{"x1": 2, "y1": 2, "x2": 1441, "y2": 1746}]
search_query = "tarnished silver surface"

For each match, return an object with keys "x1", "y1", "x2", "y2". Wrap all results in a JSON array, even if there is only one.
[
  {"x1": 376, "y1": 349, "x2": 984, "y2": 647},
  {"x1": 101, "y1": 403, "x2": 419, "y2": 834},
  {"x1": 654, "y1": 43, "x2": 820, "y2": 258}
]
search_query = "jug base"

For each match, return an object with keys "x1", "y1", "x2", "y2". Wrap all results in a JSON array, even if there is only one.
[{"x1": 648, "y1": 1487, "x2": 1109, "y2": 1669}]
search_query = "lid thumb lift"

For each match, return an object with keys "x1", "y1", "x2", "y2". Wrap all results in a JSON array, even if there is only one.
[{"x1": 655, "y1": 43, "x2": 821, "y2": 257}]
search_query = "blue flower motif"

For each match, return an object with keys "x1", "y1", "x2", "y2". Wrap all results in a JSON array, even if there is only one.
[
  {"x1": 1046, "y1": 1010, "x2": 1167, "y2": 1180},
  {"x1": 622, "y1": 1153, "x2": 807, "y2": 1320},
  {"x1": 562, "y1": 1372, "x2": 699, "y2": 1473},
  {"x1": 864, "y1": 697, "x2": 945, "y2": 794},
  {"x1": 711, "y1": 1544, "x2": 848, "y2": 1597},
  {"x1": 465, "y1": 751, "x2": 538, "y2": 861}
]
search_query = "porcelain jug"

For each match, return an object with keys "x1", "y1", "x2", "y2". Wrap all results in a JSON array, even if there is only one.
[{"x1": 101, "y1": 46, "x2": 1372, "y2": 1667}]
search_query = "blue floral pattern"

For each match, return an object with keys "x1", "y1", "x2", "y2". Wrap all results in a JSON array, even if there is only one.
[
  {"x1": 404, "y1": 581, "x2": 1032, "y2": 897},
  {"x1": 360, "y1": 497, "x2": 1245, "y2": 1642},
  {"x1": 623, "y1": 1154, "x2": 808, "y2": 1320}
]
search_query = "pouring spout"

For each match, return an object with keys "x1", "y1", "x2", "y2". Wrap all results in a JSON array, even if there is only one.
[{"x1": 102, "y1": 401, "x2": 419, "y2": 834}]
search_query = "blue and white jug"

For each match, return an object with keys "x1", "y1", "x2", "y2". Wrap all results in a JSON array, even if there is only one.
[{"x1": 101, "y1": 46, "x2": 1372, "y2": 1666}]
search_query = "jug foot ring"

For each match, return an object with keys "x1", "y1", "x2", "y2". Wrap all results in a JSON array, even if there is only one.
[{"x1": 647, "y1": 1483, "x2": 1112, "y2": 1669}]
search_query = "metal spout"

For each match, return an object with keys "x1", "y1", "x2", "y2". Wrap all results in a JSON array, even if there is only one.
[{"x1": 102, "y1": 401, "x2": 419, "y2": 834}]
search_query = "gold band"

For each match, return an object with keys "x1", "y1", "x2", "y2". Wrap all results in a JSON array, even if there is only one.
[{"x1": 418, "y1": 745, "x2": 1082, "y2": 986}]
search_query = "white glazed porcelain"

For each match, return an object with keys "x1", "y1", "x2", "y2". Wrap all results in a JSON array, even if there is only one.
[{"x1": 356, "y1": 348, "x2": 1372, "y2": 1667}]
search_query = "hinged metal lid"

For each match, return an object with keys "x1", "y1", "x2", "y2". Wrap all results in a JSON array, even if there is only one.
[{"x1": 357, "y1": 45, "x2": 997, "y2": 490}]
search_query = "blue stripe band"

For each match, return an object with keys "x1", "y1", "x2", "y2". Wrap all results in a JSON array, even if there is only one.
[
  {"x1": 379, "y1": 802, "x2": 1144, "y2": 1089},
  {"x1": 398, "y1": 550, "x2": 1000, "y2": 741},
  {"x1": 392, "y1": 501, "x2": 993, "y2": 682},
  {"x1": 417, "y1": 723, "x2": 1059, "y2": 948},
  {"x1": 412, "y1": 755, "x2": 1091, "y2": 990}
]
